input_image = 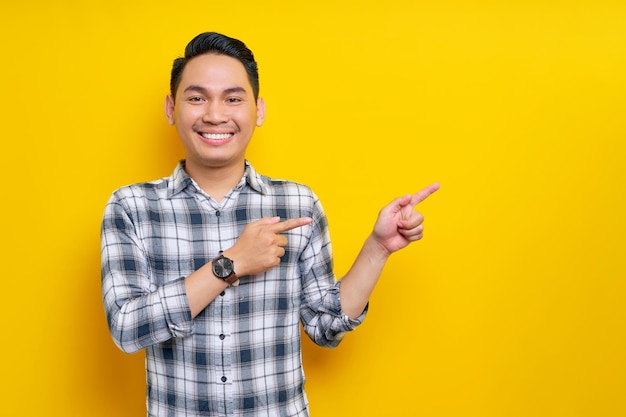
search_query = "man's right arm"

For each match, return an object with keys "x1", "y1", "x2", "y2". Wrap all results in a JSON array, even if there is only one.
[
  {"x1": 101, "y1": 199, "x2": 193, "y2": 353},
  {"x1": 184, "y1": 216, "x2": 312, "y2": 317},
  {"x1": 102, "y1": 197, "x2": 313, "y2": 353}
]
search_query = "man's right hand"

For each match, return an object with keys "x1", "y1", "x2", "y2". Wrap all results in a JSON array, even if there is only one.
[{"x1": 224, "y1": 216, "x2": 313, "y2": 277}]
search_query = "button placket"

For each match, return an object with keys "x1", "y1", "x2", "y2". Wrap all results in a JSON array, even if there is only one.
[{"x1": 216, "y1": 286, "x2": 233, "y2": 392}]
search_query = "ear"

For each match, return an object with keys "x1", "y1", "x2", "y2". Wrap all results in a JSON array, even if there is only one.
[
  {"x1": 164, "y1": 95, "x2": 175, "y2": 125},
  {"x1": 256, "y1": 97, "x2": 266, "y2": 127}
]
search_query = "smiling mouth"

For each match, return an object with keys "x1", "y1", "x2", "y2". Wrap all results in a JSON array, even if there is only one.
[{"x1": 201, "y1": 133, "x2": 233, "y2": 140}]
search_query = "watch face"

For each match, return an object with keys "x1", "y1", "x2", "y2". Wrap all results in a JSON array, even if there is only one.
[{"x1": 213, "y1": 257, "x2": 233, "y2": 278}]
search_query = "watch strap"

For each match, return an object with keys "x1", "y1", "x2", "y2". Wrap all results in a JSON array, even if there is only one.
[{"x1": 224, "y1": 270, "x2": 239, "y2": 285}]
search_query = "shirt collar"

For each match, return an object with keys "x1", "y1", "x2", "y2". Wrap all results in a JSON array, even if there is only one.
[
  {"x1": 244, "y1": 161, "x2": 269, "y2": 195},
  {"x1": 167, "y1": 160, "x2": 268, "y2": 198}
]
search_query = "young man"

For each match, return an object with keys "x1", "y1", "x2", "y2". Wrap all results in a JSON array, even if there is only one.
[{"x1": 101, "y1": 32, "x2": 439, "y2": 416}]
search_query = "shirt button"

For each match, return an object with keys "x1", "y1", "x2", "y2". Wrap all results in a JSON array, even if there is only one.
[
  {"x1": 221, "y1": 376, "x2": 227, "y2": 383},
  {"x1": 219, "y1": 334, "x2": 225, "y2": 340},
  {"x1": 215, "y1": 211, "x2": 221, "y2": 217},
  {"x1": 220, "y1": 291, "x2": 226, "y2": 297}
]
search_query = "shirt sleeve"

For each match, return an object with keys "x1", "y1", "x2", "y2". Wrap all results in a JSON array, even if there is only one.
[
  {"x1": 101, "y1": 192, "x2": 193, "y2": 353},
  {"x1": 298, "y1": 195, "x2": 367, "y2": 348}
]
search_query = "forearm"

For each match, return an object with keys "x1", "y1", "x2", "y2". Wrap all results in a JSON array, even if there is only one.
[
  {"x1": 184, "y1": 260, "x2": 229, "y2": 318},
  {"x1": 339, "y1": 235, "x2": 391, "y2": 319},
  {"x1": 185, "y1": 245, "x2": 261, "y2": 317}
]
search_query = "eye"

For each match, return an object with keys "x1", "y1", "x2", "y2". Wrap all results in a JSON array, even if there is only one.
[
  {"x1": 226, "y1": 97, "x2": 243, "y2": 104},
  {"x1": 188, "y1": 96, "x2": 205, "y2": 103}
]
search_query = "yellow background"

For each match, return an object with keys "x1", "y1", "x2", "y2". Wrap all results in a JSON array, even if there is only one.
[{"x1": 1, "y1": 1, "x2": 625, "y2": 416}]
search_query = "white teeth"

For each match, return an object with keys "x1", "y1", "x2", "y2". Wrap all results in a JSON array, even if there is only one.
[{"x1": 201, "y1": 133, "x2": 231, "y2": 140}]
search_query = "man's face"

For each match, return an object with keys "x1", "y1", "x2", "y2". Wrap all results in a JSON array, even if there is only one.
[{"x1": 165, "y1": 53, "x2": 265, "y2": 172}]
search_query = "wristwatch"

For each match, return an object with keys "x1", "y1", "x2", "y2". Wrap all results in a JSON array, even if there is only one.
[{"x1": 212, "y1": 252, "x2": 239, "y2": 286}]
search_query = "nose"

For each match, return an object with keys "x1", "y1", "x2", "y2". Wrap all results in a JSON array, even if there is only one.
[{"x1": 202, "y1": 101, "x2": 229, "y2": 124}]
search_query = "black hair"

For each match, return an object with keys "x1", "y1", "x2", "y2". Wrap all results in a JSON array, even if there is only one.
[{"x1": 169, "y1": 32, "x2": 259, "y2": 101}]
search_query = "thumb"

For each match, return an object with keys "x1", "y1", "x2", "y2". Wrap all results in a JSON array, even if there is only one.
[
  {"x1": 379, "y1": 194, "x2": 413, "y2": 221},
  {"x1": 388, "y1": 194, "x2": 413, "y2": 214},
  {"x1": 259, "y1": 216, "x2": 281, "y2": 225}
]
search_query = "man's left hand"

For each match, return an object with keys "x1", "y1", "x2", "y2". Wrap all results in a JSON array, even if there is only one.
[{"x1": 372, "y1": 183, "x2": 440, "y2": 254}]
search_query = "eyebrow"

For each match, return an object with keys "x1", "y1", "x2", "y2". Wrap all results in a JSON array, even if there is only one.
[{"x1": 183, "y1": 85, "x2": 248, "y2": 96}]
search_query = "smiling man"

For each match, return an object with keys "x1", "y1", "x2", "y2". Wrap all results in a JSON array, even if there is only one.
[
  {"x1": 165, "y1": 52, "x2": 264, "y2": 202},
  {"x1": 101, "y1": 32, "x2": 439, "y2": 417}
]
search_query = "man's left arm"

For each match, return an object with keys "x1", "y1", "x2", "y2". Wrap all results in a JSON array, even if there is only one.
[{"x1": 339, "y1": 183, "x2": 440, "y2": 319}]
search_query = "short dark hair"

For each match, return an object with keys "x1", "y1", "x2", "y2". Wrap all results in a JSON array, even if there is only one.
[{"x1": 170, "y1": 32, "x2": 260, "y2": 101}]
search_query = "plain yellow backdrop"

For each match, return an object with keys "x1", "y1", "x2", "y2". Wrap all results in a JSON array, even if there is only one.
[{"x1": 1, "y1": 1, "x2": 625, "y2": 416}]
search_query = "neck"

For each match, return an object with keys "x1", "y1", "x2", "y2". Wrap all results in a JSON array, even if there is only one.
[{"x1": 184, "y1": 159, "x2": 246, "y2": 202}]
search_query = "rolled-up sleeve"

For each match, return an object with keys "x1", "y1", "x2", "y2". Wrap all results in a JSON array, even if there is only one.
[
  {"x1": 299, "y1": 197, "x2": 367, "y2": 348},
  {"x1": 101, "y1": 195, "x2": 193, "y2": 353}
]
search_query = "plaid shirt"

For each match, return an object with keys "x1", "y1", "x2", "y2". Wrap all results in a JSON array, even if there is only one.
[{"x1": 101, "y1": 161, "x2": 365, "y2": 417}]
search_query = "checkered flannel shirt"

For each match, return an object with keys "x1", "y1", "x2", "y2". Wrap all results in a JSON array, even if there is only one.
[{"x1": 101, "y1": 161, "x2": 366, "y2": 416}]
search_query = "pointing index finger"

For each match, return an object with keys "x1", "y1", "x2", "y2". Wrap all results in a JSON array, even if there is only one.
[
  {"x1": 410, "y1": 182, "x2": 440, "y2": 206},
  {"x1": 272, "y1": 217, "x2": 313, "y2": 233}
]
